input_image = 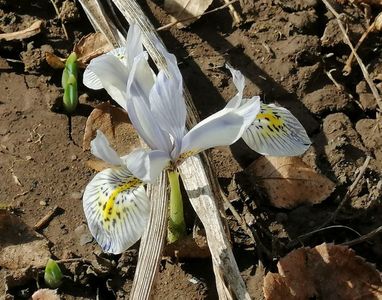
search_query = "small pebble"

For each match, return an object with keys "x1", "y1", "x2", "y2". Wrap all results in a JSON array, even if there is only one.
[
  {"x1": 70, "y1": 191, "x2": 82, "y2": 200},
  {"x1": 70, "y1": 154, "x2": 77, "y2": 161},
  {"x1": 39, "y1": 200, "x2": 47, "y2": 206}
]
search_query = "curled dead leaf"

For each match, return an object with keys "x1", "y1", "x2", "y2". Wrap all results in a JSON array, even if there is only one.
[
  {"x1": 263, "y1": 243, "x2": 382, "y2": 300},
  {"x1": 83, "y1": 102, "x2": 140, "y2": 155},
  {"x1": 245, "y1": 156, "x2": 335, "y2": 209},
  {"x1": 73, "y1": 32, "x2": 113, "y2": 65},
  {"x1": 45, "y1": 52, "x2": 65, "y2": 69},
  {"x1": 164, "y1": 0, "x2": 213, "y2": 28},
  {"x1": 0, "y1": 20, "x2": 43, "y2": 41}
]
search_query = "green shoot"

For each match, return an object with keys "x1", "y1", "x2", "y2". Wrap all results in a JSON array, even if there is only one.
[
  {"x1": 44, "y1": 259, "x2": 63, "y2": 288},
  {"x1": 167, "y1": 170, "x2": 186, "y2": 243}
]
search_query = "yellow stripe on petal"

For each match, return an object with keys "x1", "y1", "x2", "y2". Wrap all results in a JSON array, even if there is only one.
[
  {"x1": 242, "y1": 103, "x2": 311, "y2": 156},
  {"x1": 83, "y1": 167, "x2": 149, "y2": 254}
]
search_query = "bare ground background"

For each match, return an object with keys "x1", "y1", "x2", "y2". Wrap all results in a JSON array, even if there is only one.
[{"x1": 0, "y1": 0, "x2": 381, "y2": 299}]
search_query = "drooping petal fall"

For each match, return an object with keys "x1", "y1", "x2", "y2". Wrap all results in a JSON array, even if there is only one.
[
  {"x1": 180, "y1": 97, "x2": 260, "y2": 156},
  {"x1": 91, "y1": 130, "x2": 122, "y2": 166},
  {"x1": 241, "y1": 103, "x2": 311, "y2": 156},
  {"x1": 83, "y1": 166, "x2": 150, "y2": 254},
  {"x1": 122, "y1": 149, "x2": 171, "y2": 183}
]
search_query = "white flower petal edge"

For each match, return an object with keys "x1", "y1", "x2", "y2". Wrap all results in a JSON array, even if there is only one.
[
  {"x1": 122, "y1": 149, "x2": 171, "y2": 183},
  {"x1": 242, "y1": 103, "x2": 311, "y2": 156},
  {"x1": 91, "y1": 130, "x2": 122, "y2": 166},
  {"x1": 225, "y1": 64, "x2": 245, "y2": 109},
  {"x1": 83, "y1": 166, "x2": 150, "y2": 254},
  {"x1": 180, "y1": 97, "x2": 261, "y2": 155}
]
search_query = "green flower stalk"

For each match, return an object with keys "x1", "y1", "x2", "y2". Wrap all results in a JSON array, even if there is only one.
[
  {"x1": 167, "y1": 170, "x2": 186, "y2": 243},
  {"x1": 62, "y1": 52, "x2": 78, "y2": 114},
  {"x1": 44, "y1": 259, "x2": 63, "y2": 288}
]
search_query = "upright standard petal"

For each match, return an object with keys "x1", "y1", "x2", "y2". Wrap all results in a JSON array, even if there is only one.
[
  {"x1": 225, "y1": 65, "x2": 245, "y2": 109},
  {"x1": 126, "y1": 54, "x2": 172, "y2": 152},
  {"x1": 180, "y1": 97, "x2": 260, "y2": 156},
  {"x1": 84, "y1": 54, "x2": 129, "y2": 110},
  {"x1": 122, "y1": 149, "x2": 170, "y2": 183},
  {"x1": 242, "y1": 103, "x2": 311, "y2": 156},
  {"x1": 83, "y1": 166, "x2": 150, "y2": 254},
  {"x1": 149, "y1": 55, "x2": 186, "y2": 157},
  {"x1": 91, "y1": 130, "x2": 122, "y2": 166},
  {"x1": 125, "y1": 23, "x2": 144, "y2": 70}
]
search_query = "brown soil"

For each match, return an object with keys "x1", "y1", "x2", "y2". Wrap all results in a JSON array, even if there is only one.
[{"x1": 1, "y1": 0, "x2": 382, "y2": 299}]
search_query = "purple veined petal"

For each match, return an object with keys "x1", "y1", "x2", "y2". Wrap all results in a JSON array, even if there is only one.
[
  {"x1": 225, "y1": 65, "x2": 245, "y2": 109},
  {"x1": 242, "y1": 102, "x2": 311, "y2": 156},
  {"x1": 180, "y1": 96, "x2": 261, "y2": 156},
  {"x1": 149, "y1": 57, "x2": 186, "y2": 158},
  {"x1": 83, "y1": 166, "x2": 149, "y2": 254},
  {"x1": 122, "y1": 149, "x2": 170, "y2": 183},
  {"x1": 91, "y1": 130, "x2": 122, "y2": 166},
  {"x1": 126, "y1": 53, "x2": 172, "y2": 152},
  {"x1": 84, "y1": 54, "x2": 129, "y2": 110}
]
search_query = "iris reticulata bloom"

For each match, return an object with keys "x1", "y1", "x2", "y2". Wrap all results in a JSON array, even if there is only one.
[{"x1": 82, "y1": 24, "x2": 311, "y2": 254}]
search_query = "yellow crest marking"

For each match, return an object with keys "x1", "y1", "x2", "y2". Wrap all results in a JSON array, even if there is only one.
[{"x1": 101, "y1": 178, "x2": 142, "y2": 227}]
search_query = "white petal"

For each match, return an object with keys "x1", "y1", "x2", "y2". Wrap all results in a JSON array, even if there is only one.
[
  {"x1": 180, "y1": 97, "x2": 260, "y2": 155},
  {"x1": 91, "y1": 130, "x2": 122, "y2": 165},
  {"x1": 83, "y1": 166, "x2": 150, "y2": 254},
  {"x1": 109, "y1": 47, "x2": 129, "y2": 66},
  {"x1": 225, "y1": 65, "x2": 245, "y2": 109},
  {"x1": 122, "y1": 149, "x2": 170, "y2": 183},
  {"x1": 242, "y1": 103, "x2": 311, "y2": 156},
  {"x1": 85, "y1": 54, "x2": 129, "y2": 110},
  {"x1": 83, "y1": 68, "x2": 103, "y2": 90},
  {"x1": 126, "y1": 54, "x2": 172, "y2": 152},
  {"x1": 149, "y1": 54, "x2": 185, "y2": 157}
]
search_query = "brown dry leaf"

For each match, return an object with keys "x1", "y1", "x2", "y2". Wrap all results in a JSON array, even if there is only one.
[
  {"x1": 86, "y1": 159, "x2": 113, "y2": 172},
  {"x1": 32, "y1": 289, "x2": 60, "y2": 300},
  {"x1": 164, "y1": 0, "x2": 214, "y2": 28},
  {"x1": 0, "y1": 20, "x2": 43, "y2": 41},
  {"x1": 45, "y1": 52, "x2": 65, "y2": 69},
  {"x1": 263, "y1": 243, "x2": 382, "y2": 300},
  {"x1": 83, "y1": 102, "x2": 140, "y2": 156},
  {"x1": 246, "y1": 156, "x2": 335, "y2": 209},
  {"x1": 73, "y1": 32, "x2": 113, "y2": 65}
]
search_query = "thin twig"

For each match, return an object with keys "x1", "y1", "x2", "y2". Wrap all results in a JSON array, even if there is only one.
[
  {"x1": 342, "y1": 225, "x2": 382, "y2": 246},
  {"x1": 33, "y1": 205, "x2": 60, "y2": 230},
  {"x1": 287, "y1": 225, "x2": 362, "y2": 249},
  {"x1": 322, "y1": 0, "x2": 382, "y2": 111},
  {"x1": 343, "y1": 22, "x2": 375, "y2": 76},
  {"x1": 223, "y1": 0, "x2": 242, "y2": 25},
  {"x1": 320, "y1": 155, "x2": 371, "y2": 228},
  {"x1": 157, "y1": 0, "x2": 239, "y2": 31},
  {"x1": 49, "y1": 0, "x2": 69, "y2": 40}
]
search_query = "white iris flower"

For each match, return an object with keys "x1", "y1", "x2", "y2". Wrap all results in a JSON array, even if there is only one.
[{"x1": 82, "y1": 25, "x2": 311, "y2": 254}]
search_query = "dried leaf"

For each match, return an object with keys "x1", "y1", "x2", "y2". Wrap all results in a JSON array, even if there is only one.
[
  {"x1": 32, "y1": 289, "x2": 60, "y2": 300},
  {"x1": 245, "y1": 156, "x2": 335, "y2": 208},
  {"x1": 0, "y1": 20, "x2": 43, "y2": 41},
  {"x1": 73, "y1": 32, "x2": 113, "y2": 65},
  {"x1": 263, "y1": 243, "x2": 382, "y2": 300},
  {"x1": 164, "y1": 0, "x2": 214, "y2": 28},
  {"x1": 82, "y1": 102, "x2": 140, "y2": 155},
  {"x1": 86, "y1": 159, "x2": 112, "y2": 172},
  {"x1": 45, "y1": 52, "x2": 65, "y2": 69}
]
